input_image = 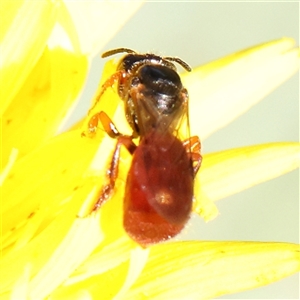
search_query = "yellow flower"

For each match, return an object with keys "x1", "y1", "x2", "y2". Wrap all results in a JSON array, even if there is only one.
[{"x1": 1, "y1": 1, "x2": 299, "y2": 299}]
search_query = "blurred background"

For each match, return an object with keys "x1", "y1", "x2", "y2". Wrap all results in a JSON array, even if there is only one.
[{"x1": 68, "y1": 2, "x2": 299, "y2": 299}]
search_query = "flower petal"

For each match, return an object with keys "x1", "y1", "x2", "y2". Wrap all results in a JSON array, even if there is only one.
[
  {"x1": 114, "y1": 247, "x2": 149, "y2": 300},
  {"x1": 0, "y1": 0, "x2": 58, "y2": 114},
  {"x1": 64, "y1": 237, "x2": 134, "y2": 286},
  {"x1": 183, "y1": 38, "x2": 299, "y2": 139},
  {"x1": 124, "y1": 241, "x2": 300, "y2": 299},
  {"x1": 1, "y1": 60, "x2": 122, "y2": 250},
  {"x1": 0, "y1": 148, "x2": 18, "y2": 186},
  {"x1": 1, "y1": 130, "x2": 102, "y2": 248},
  {"x1": 49, "y1": 257, "x2": 131, "y2": 300},
  {"x1": 1, "y1": 57, "x2": 134, "y2": 295},
  {"x1": 1, "y1": 126, "x2": 116, "y2": 297},
  {"x1": 28, "y1": 213, "x2": 103, "y2": 299},
  {"x1": 1, "y1": 210, "x2": 103, "y2": 299},
  {"x1": 47, "y1": 241, "x2": 147, "y2": 300},
  {"x1": 2, "y1": 47, "x2": 88, "y2": 165},
  {"x1": 198, "y1": 142, "x2": 300, "y2": 203},
  {"x1": 64, "y1": 1, "x2": 144, "y2": 56}
]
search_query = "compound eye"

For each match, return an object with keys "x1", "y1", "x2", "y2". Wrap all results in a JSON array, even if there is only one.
[
  {"x1": 122, "y1": 54, "x2": 145, "y2": 71},
  {"x1": 139, "y1": 65, "x2": 182, "y2": 95}
]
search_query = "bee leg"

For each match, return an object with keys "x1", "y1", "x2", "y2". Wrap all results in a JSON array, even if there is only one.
[
  {"x1": 182, "y1": 136, "x2": 202, "y2": 175},
  {"x1": 88, "y1": 70, "x2": 126, "y2": 114},
  {"x1": 81, "y1": 70, "x2": 127, "y2": 137},
  {"x1": 92, "y1": 112, "x2": 136, "y2": 211},
  {"x1": 81, "y1": 112, "x2": 102, "y2": 137}
]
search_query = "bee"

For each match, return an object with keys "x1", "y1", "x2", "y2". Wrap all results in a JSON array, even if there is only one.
[{"x1": 85, "y1": 48, "x2": 202, "y2": 246}]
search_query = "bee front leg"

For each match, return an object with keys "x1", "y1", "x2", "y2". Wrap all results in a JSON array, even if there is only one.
[{"x1": 81, "y1": 70, "x2": 127, "y2": 137}]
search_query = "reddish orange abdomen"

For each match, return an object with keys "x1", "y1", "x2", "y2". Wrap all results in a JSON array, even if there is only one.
[{"x1": 123, "y1": 129, "x2": 194, "y2": 246}]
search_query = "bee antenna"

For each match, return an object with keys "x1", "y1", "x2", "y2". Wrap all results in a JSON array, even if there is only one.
[
  {"x1": 101, "y1": 48, "x2": 137, "y2": 58},
  {"x1": 164, "y1": 56, "x2": 192, "y2": 72}
]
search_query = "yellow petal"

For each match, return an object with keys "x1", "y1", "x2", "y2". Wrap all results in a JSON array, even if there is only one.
[
  {"x1": 1, "y1": 130, "x2": 100, "y2": 247},
  {"x1": 2, "y1": 47, "x2": 88, "y2": 165},
  {"x1": 47, "y1": 241, "x2": 147, "y2": 300},
  {"x1": 64, "y1": 1, "x2": 144, "y2": 56},
  {"x1": 192, "y1": 187, "x2": 219, "y2": 222},
  {"x1": 1, "y1": 61, "x2": 121, "y2": 249},
  {"x1": 1, "y1": 211, "x2": 103, "y2": 299},
  {"x1": 1, "y1": 194, "x2": 86, "y2": 292},
  {"x1": 49, "y1": 258, "x2": 131, "y2": 300},
  {"x1": 28, "y1": 213, "x2": 103, "y2": 299},
  {"x1": 114, "y1": 247, "x2": 149, "y2": 300},
  {"x1": 198, "y1": 142, "x2": 300, "y2": 202},
  {"x1": 183, "y1": 38, "x2": 299, "y2": 139},
  {"x1": 0, "y1": 0, "x2": 58, "y2": 114},
  {"x1": 124, "y1": 241, "x2": 300, "y2": 299},
  {"x1": 10, "y1": 264, "x2": 31, "y2": 300},
  {"x1": 1, "y1": 58, "x2": 134, "y2": 297},
  {"x1": 0, "y1": 148, "x2": 18, "y2": 186},
  {"x1": 1, "y1": 127, "x2": 111, "y2": 297},
  {"x1": 65, "y1": 237, "x2": 134, "y2": 286}
]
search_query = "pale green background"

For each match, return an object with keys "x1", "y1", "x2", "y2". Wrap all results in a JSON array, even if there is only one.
[{"x1": 68, "y1": 2, "x2": 299, "y2": 299}]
